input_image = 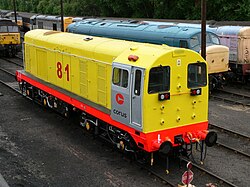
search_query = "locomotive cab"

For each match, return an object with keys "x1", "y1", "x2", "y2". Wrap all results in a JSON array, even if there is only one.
[
  {"x1": 0, "y1": 18, "x2": 20, "y2": 57},
  {"x1": 111, "y1": 62, "x2": 144, "y2": 130},
  {"x1": 110, "y1": 46, "x2": 216, "y2": 158},
  {"x1": 30, "y1": 15, "x2": 73, "y2": 32}
]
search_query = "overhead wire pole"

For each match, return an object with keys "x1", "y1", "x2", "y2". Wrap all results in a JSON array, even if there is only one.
[
  {"x1": 13, "y1": 0, "x2": 17, "y2": 23},
  {"x1": 60, "y1": 0, "x2": 64, "y2": 32},
  {"x1": 201, "y1": 0, "x2": 206, "y2": 60}
]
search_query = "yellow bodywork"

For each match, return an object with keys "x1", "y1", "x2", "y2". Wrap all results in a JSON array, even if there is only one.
[
  {"x1": 24, "y1": 29, "x2": 208, "y2": 133},
  {"x1": 0, "y1": 32, "x2": 20, "y2": 45}
]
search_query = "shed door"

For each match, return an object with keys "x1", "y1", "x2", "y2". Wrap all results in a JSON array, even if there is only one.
[
  {"x1": 111, "y1": 63, "x2": 131, "y2": 126},
  {"x1": 131, "y1": 68, "x2": 144, "y2": 127}
]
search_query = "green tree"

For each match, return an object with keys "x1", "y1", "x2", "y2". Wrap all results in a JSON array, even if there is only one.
[
  {"x1": 0, "y1": 0, "x2": 250, "y2": 21},
  {"x1": 207, "y1": 0, "x2": 250, "y2": 21},
  {"x1": 127, "y1": 0, "x2": 153, "y2": 18},
  {"x1": 0, "y1": 0, "x2": 12, "y2": 10}
]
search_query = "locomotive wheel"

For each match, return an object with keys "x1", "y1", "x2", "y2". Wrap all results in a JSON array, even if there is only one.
[
  {"x1": 209, "y1": 76, "x2": 217, "y2": 91},
  {"x1": 7, "y1": 47, "x2": 12, "y2": 57},
  {"x1": 4, "y1": 49, "x2": 9, "y2": 57},
  {"x1": 11, "y1": 49, "x2": 16, "y2": 57}
]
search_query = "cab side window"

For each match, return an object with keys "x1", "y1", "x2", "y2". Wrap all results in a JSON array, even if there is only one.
[
  {"x1": 8, "y1": 26, "x2": 19, "y2": 32},
  {"x1": 53, "y1": 23, "x2": 57, "y2": 31},
  {"x1": 112, "y1": 68, "x2": 129, "y2": 88},
  {"x1": 148, "y1": 66, "x2": 170, "y2": 94},
  {"x1": 0, "y1": 26, "x2": 8, "y2": 32},
  {"x1": 180, "y1": 40, "x2": 188, "y2": 48},
  {"x1": 188, "y1": 63, "x2": 207, "y2": 88},
  {"x1": 38, "y1": 21, "x2": 43, "y2": 29}
]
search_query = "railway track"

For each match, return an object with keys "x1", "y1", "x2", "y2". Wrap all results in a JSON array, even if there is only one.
[
  {"x1": 98, "y1": 135, "x2": 239, "y2": 187},
  {"x1": 0, "y1": 65, "x2": 176, "y2": 187},
  {"x1": 134, "y1": 151, "x2": 238, "y2": 187},
  {"x1": 0, "y1": 66, "x2": 15, "y2": 77},
  {"x1": 210, "y1": 89, "x2": 250, "y2": 107},
  {"x1": 209, "y1": 123, "x2": 250, "y2": 159},
  {"x1": 1, "y1": 56, "x2": 24, "y2": 68},
  {"x1": 0, "y1": 57, "x2": 23, "y2": 93},
  {"x1": 0, "y1": 69, "x2": 21, "y2": 94},
  {"x1": 0, "y1": 57, "x2": 248, "y2": 187},
  {"x1": 227, "y1": 84, "x2": 250, "y2": 92},
  {"x1": 218, "y1": 89, "x2": 250, "y2": 100},
  {"x1": 209, "y1": 123, "x2": 249, "y2": 142},
  {"x1": 0, "y1": 57, "x2": 23, "y2": 84},
  {"x1": 0, "y1": 78, "x2": 241, "y2": 187},
  {"x1": 180, "y1": 157, "x2": 237, "y2": 187},
  {"x1": 140, "y1": 164, "x2": 176, "y2": 187}
]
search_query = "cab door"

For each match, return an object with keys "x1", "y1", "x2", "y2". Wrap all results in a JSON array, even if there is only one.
[
  {"x1": 111, "y1": 63, "x2": 131, "y2": 126},
  {"x1": 131, "y1": 67, "x2": 144, "y2": 129}
]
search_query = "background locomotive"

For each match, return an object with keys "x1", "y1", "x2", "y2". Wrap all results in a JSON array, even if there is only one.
[
  {"x1": 4, "y1": 9, "x2": 249, "y2": 84},
  {"x1": 30, "y1": 15, "x2": 73, "y2": 32},
  {"x1": 16, "y1": 29, "x2": 217, "y2": 172},
  {"x1": 4, "y1": 11, "x2": 23, "y2": 28},
  {"x1": 0, "y1": 18, "x2": 20, "y2": 57},
  {"x1": 66, "y1": 19, "x2": 230, "y2": 90},
  {"x1": 208, "y1": 26, "x2": 250, "y2": 83},
  {"x1": 143, "y1": 21, "x2": 250, "y2": 83},
  {"x1": 13, "y1": 12, "x2": 250, "y2": 85}
]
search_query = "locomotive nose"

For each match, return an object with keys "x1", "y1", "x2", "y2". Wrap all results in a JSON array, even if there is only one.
[
  {"x1": 205, "y1": 131, "x2": 217, "y2": 147},
  {"x1": 206, "y1": 45, "x2": 229, "y2": 74}
]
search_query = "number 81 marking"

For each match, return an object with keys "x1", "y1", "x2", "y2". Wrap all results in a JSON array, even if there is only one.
[{"x1": 57, "y1": 62, "x2": 70, "y2": 81}]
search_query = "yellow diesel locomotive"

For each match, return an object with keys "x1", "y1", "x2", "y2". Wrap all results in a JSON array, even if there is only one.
[
  {"x1": 16, "y1": 29, "x2": 217, "y2": 172},
  {"x1": 0, "y1": 18, "x2": 20, "y2": 57}
]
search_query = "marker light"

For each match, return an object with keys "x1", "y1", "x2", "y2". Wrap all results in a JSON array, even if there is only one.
[
  {"x1": 158, "y1": 92, "x2": 170, "y2": 101},
  {"x1": 190, "y1": 88, "x2": 202, "y2": 96},
  {"x1": 128, "y1": 55, "x2": 139, "y2": 62}
]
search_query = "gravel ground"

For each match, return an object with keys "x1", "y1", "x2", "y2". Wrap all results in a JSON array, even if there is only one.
[
  {"x1": 0, "y1": 83, "x2": 168, "y2": 187},
  {"x1": 203, "y1": 145, "x2": 250, "y2": 186},
  {"x1": 207, "y1": 100, "x2": 250, "y2": 186},
  {"x1": 209, "y1": 99, "x2": 250, "y2": 136}
]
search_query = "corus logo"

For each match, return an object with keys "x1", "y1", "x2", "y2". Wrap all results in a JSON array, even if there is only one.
[{"x1": 116, "y1": 93, "x2": 124, "y2": 105}]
